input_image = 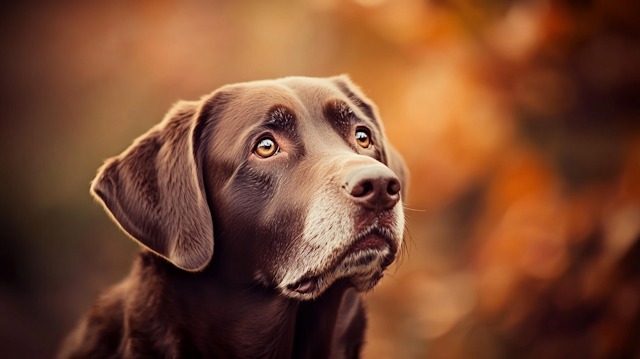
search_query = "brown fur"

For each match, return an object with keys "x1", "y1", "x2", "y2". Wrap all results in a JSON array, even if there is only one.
[{"x1": 59, "y1": 76, "x2": 408, "y2": 359}]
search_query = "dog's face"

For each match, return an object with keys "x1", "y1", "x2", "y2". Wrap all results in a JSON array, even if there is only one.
[{"x1": 92, "y1": 76, "x2": 407, "y2": 300}]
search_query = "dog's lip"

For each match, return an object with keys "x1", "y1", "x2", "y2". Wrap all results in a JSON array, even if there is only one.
[
  {"x1": 287, "y1": 277, "x2": 317, "y2": 294},
  {"x1": 344, "y1": 226, "x2": 398, "y2": 268},
  {"x1": 345, "y1": 231, "x2": 390, "y2": 256},
  {"x1": 287, "y1": 227, "x2": 397, "y2": 296}
]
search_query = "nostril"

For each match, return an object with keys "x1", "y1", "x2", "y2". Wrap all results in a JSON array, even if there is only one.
[
  {"x1": 351, "y1": 181, "x2": 374, "y2": 197},
  {"x1": 343, "y1": 165, "x2": 401, "y2": 210},
  {"x1": 387, "y1": 179, "x2": 401, "y2": 196}
]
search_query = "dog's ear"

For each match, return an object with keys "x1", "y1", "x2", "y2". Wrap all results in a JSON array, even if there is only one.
[
  {"x1": 331, "y1": 74, "x2": 409, "y2": 199},
  {"x1": 91, "y1": 100, "x2": 216, "y2": 271}
]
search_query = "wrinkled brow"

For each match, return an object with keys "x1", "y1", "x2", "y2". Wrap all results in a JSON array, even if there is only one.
[
  {"x1": 323, "y1": 100, "x2": 356, "y2": 139},
  {"x1": 323, "y1": 99, "x2": 386, "y2": 162},
  {"x1": 246, "y1": 105, "x2": 298, "y2": 139},
  {"x1": 332, "y1": 79, "x2": 382, "y2": 134},
  {"x1": 244, "y1": 105, "x2": 302, "y2": 156},
  {"x1": 262, "y1": 105, "x2": 298, "y2": 135}
]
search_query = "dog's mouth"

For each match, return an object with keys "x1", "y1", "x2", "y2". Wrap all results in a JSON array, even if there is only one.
[
  {"x1": 346, "y1": 232, "x2": 389, "y2": 256},
  {"x1": 286, "y1": 228, "x2": 396, "y2": 296},
  {"x1": 287, "y1": 277, "x2": 317, "y2": 295}
]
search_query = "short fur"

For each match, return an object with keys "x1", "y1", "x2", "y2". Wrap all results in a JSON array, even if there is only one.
[{"x1": 59, "y1": 76, "x2": 408, "y2": 359}]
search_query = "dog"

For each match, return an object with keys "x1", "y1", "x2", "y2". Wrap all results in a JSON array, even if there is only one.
[{"x1": 58, "y1": 76, "x2": 408, "y2": 359}]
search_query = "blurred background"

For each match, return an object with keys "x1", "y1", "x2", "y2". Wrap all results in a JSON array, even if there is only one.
[{"x1": 1, "y1": 0, "x2": 639, "y2": 358}]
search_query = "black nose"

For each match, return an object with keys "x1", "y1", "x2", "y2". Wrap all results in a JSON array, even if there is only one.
[{"x1": 343, "y1": 165, "x2": 401, "y2": 211}]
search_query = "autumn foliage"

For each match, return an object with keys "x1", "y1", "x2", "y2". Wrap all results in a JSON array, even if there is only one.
[{"x1": 0, "y1": 1, "x2": 638, "y2": 358}]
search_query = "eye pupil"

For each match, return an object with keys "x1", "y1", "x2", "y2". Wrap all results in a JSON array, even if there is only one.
[
  {"x1": 256, "y1": 138, "x2": 278, "y2": 157},
  {"x1": 260, "y1": 140, "x2": 273, "y2": 150},
  {"x1": 355, "y1": 130, "x2": 370, "y2": 148}
]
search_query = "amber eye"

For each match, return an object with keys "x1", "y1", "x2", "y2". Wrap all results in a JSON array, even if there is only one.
[
  {"x1": 355, "y1": 129, "x2": 371, "y2": 148},
  {"x1": 255, "y1": 137, "x2": 279, "y2": 158}
]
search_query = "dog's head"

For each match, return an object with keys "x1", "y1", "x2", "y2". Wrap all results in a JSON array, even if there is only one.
[{"x1": 92, "y1": 76, "x2": 408, "y2": 300}]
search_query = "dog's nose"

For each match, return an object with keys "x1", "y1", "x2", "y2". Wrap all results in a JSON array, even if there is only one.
[{"x1": 343, "y1": 165, "x2": 401, "y2": 211}]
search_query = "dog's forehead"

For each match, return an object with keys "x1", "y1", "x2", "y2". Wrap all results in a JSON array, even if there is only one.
[
  {"x1": 276, "y1": 77, "x2": 344, "y2": 107},
  {"x1": 206, "y1": 78, "x2": 349, "y2": 153},
  {"x1": 234, "y1": 77, "x2": 345, "y2": 116}
]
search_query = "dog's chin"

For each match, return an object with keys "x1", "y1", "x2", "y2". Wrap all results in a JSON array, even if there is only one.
[{"x1": 281, "y1": 232, "x2": 396, "y2": 301}]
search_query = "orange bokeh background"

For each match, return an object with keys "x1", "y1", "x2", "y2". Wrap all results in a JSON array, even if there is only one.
[{"x1": 1, "y1": 0, "x2": 639, "y2": 358}]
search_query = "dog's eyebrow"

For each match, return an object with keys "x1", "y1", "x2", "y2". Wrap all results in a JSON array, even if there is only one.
[
  {"x1": 332, "y1": 79, "x2": 382, "y2": 134},
  {"x1": 245, "y1": 105, "x2": 305, "y2": 158},
  {"x1": 261, "y1": 105, "x2": 297, "y2": 135},
  {"x1": 323, "y1": 99, "x2": 386, "y2": 162},
  {"x1": 323, "y1": 100, "x2": 357, "y2": 138},
  {"x1": 246, "y1": 105, "x2": 299, "y2": 149},
  {"x1": 266, "y1": 106, "x2": 296, "y2": 128}
]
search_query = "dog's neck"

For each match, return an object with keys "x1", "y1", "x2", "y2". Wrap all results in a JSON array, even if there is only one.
[{"x1": 128, "y1": 252, "x2": 350, "y2": 359}]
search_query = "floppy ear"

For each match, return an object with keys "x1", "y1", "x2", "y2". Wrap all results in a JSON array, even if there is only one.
[
  {"x1": 331, "y1": 74, "x2": 410, "y2": 199},
  {"x1": 91, "y1": 100, "x2": 213, "y2": 271}
]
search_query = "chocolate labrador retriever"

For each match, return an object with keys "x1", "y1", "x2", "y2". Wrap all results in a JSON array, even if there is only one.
[{"x1": 58, "y1": 76, "x2": 407, "y2": 359}]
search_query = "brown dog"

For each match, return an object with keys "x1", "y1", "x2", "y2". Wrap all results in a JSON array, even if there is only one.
[{"x1": 58, "y1": 76, "x2": 407, "y2": 359}]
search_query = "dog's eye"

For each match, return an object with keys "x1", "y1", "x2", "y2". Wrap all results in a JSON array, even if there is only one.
[
  {"x1": 355, "y1": 129, "x2": 371, "y2": 148},
  {"x1": 255, "y1": 138, "x2": 279, "y2": 158}
]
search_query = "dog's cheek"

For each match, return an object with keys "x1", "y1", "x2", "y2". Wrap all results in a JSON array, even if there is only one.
[
  {"x1": 222, "y1": 165, "x2": 308, "y2": 281},
  {"x1": 257, "y1": 201, "x2": 307, "y2": 281},
  {"x1": 213, "y1": 165, "x2": 278, "y2": 266}
]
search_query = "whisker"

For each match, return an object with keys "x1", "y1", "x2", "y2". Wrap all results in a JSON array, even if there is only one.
[
  {"x1": 402, "y1": 202, "x2": 426, "y2": 212},
  {"x1": 402, "y1": 206, "x2": 426, "y2": 212},
  {"x1": 394, "y1": 221, "x2": 417, "y2": 271}
]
